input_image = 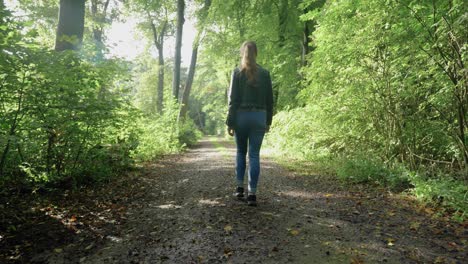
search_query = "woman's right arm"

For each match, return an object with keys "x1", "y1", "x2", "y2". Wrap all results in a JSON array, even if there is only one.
[{"x1": 226, "y1": 69, "x2": 240, "y2": 128}]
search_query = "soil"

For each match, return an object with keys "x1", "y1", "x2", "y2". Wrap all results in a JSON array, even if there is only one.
[{"x1": 0, "y1": 137, "x2": 466, "y2": 263}]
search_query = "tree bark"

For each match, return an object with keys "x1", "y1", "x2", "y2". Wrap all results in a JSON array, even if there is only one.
[
  {"x1": 300, "y1": 0, "x2": 325, "y2": 66},
  {"x1": 55, "y1": 0, "x2": 85, "y2": 51},
  {"x1": 157, "y1": 46, "x2": 165, "y2": 114},
  {"x1": 90, "y1": 0, "x2": 111, "y2": 60},
  {"x1": 149, "y1": 18, "x2": 168, "y2": 114},
  {"x1": 277, "y1": 0, "x2": 288, "y2": 48},
  {"x1": 179, "y1": 44, "x2": 198, "y2": 119},
  {"x1": 301, "y1": 20, "x2": 310, "y2": 67},
  {"x1": 235, "y1": 0, "x2": 246, "y2": 39},
  {"x1": 172, "y1": 0, "x2": 185, "y2": 102}
]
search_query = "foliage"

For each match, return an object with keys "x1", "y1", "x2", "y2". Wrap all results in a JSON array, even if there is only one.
[
  {"x1": 129, "y1": 52, "x2": 201, "y2": 160},
  {"x1": 15, "y1": 0, "x2": 121, "y2": 57},
  {"x1": 132, "y1": 99, "x2": 201, "y2": 161},
  {"x1": 0, "y1": 5, "x2": 199, "y2": 189},
  {"x1": 188, "y1": 58, "x2": 230, "y2": 135},
  {"x1": 265, "y1": 106, "x2": 327, "y2": 160},
  {"x1": 0, "y1": 9, "x2": 134, "y2": 186},
  {"x1": 198, "y1": 0, "x2": 306, "y2": 113},
  {"x1": 335, "y1": 157, "x2": 409, "y2": 189},
  {"x1": 264, "y1": 0, "x2": 467, "y2": 217},
  {"x1": 409, "y1": 172, "x2": 468, "y2": 221}
]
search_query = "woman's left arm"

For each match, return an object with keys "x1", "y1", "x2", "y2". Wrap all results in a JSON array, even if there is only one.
[{"x1": 226, "y1": 69, "x2": 240, "y2": 129}]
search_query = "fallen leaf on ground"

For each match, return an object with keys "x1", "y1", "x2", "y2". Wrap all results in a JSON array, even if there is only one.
[
  {"x1": 223, "y1": 247, "x2": 233, "y2": 258},
  {"x1": 224, "y1": 225, "x2": 233, "y2": 233},
  {"x1": 290, "y1": 229, "x2": 300, "y2": 236},
  {"x1": 410, "y1": 222, "x2": 420, "y2": 230}
]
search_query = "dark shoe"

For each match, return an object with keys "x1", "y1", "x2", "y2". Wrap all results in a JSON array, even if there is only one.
[
  {"x1": 234, "y1": 187, "x2": 244, "y2": 199},
  {"x1": 246, "y1": 195, "x2": 257, "y2": 206}
]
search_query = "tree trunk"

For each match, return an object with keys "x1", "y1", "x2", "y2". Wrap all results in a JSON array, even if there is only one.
[
  {"x1": 90, "y1": 0, "x2": 111, "y2": 60},
  {"x1": 179, "y1": 44, "x2": 198, "y2": 120},
  {"x1": 172, "y1": 0, "x2": 185, "y2": 102},
  {"x1": 300, "y1": 0, "x2": 325, "y2": 65},
  {"x1": 235, "y1": 0, "x2": 246, "y2": 39},
  {"x1": 301, "y1": 20, "x2": 309, "y2": 67},
  {"x1": 149, "y1": 18, "x2": 167, "y2": 114},
  {"x1": 277, "y1": 0, "x2": 288, "y2": 48},
  {"x1": 55, "y1": 0, "x2": 85, "y2": 51},
  {"x1": 157, "y1": 47, "x2": 165, "y2": 114}
]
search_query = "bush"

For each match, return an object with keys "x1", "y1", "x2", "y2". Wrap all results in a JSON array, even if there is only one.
[
  {"x1": 0, "y1": 6, "x2": 203, "y2": 190},
  {"x1": 131, "y1": 101, "x2": 202, "y2": 162},
  {"x1": 132, "y1": 115, "x2": 181, "y2": 161},
  {"x1": 0, "y1": 10, "x2": 137, "y2": 187},
  {"x1": 335, "y1": 156, "x2": 410, "y2": 189},
  {"x1": 265, "y1": 106, "x2": 330, "y2": 160},
  {"x1": 178, "y1": 118, "x2": 202, "y2": 147},
  {"x1": 409, "y1": 173, "x2": 468, "y2": 221}
]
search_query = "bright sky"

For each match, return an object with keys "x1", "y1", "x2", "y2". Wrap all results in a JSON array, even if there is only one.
[
  {"x1": 5, "y1": 0, "x2": 196, "y2": 66},
  {"x1": 107, "y1": 18, "x2": 196, "y2": 66}
]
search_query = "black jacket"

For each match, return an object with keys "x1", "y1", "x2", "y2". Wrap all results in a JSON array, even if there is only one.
[{"x1": 226, "y1": 66, "x2": 274, "y2": 128}]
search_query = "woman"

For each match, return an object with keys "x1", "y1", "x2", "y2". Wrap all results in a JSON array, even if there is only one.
[{"x1": 226, "y1": 41, "x2": 274, "y2": 206}]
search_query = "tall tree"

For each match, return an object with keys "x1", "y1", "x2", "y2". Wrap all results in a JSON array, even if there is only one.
[
  {"x1": 90, "y1": 0, "x2": 111, "y2": 60},
  {"x1": 179, "y1": 41, "x2": 198, "y2": 119},
  {"x1": 54, "y1": 0, "x2": 86, "y2": 51},
  {"x1": 277, "y1": 0, "x2": 288, "y2": 47},
  {"x1": 126, "y1": 0, "x2": 175, "y2": 114},
  {"x1": 172, "y1": 0, "x2": 185, "y2": 101},
  {"x1": 300, "y1": 0, "x2": 326, "y2": 66},
  {"x1": 179, "y1": 0, "x2": 211, "y2": 120},
  {"x1": 402, "y1": 1, "x2": 468, "y2": 168},
  {"x1": 148, "y1": 8, "x2": 169, "y2": 113}
]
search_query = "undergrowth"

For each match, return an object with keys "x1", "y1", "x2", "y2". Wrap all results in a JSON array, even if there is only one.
[{"x1": 265, "y1": 109, "x2": 467, "y2": 222}]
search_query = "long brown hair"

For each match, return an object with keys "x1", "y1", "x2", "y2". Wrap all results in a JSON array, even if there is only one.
[{"x1": 240, "y1": 41, "x2": 258, "y2": 83}]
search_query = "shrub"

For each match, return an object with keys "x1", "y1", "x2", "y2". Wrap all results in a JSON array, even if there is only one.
[
  {"x1": 409, "y1": 173, "x2": 468, "y2": 221},
  {"x1": 0, "y1": 10, "x2": 137, "y2": 187}
]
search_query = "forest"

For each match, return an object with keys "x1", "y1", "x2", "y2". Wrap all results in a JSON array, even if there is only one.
[{"x1": 0, "y1": 0, "x2": 467, "y2": 262}]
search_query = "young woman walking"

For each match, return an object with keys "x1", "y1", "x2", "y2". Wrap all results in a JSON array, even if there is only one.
[{"x1": 226, "y1": 41, "x2": 274, "y2": 206}]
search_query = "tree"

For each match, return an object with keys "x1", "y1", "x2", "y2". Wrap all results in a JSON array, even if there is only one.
[
  {"x1": 127, "y1": 0, "x2": 175, "y2": 114},
  {"x1": 400, "y1": 0, "x2": 468, "y2": 169},
  {"x1": 89, "y1": 0, "x2": 118, "y2": 60},
  {"x1": 54, "y1": 0, "x2": 86, "y2": 51},
  {"x1": 172, "y1": 0, "x2": 185, "y2": 101},
  {"x1": 179, "y1": 0, "x2": 211, "y2": 120},
  {"x1": 299, "y1": 0, "x2": 326, "y2": 66},
  {"x1": 147, "y1": 4, "x2": 170, "y2": 114},
  {"x1": 179, "y1": 42, "x2": 198, "y2": 119}
]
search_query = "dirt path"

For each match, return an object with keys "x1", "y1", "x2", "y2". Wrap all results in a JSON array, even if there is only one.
[{"x1": 4, "y1": 137, "x2": 466, "y2": 263}]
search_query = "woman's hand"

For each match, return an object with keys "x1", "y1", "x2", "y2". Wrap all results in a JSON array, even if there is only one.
[{"x1": 227, "y1": 127, "x2": 234, "y2": 136}]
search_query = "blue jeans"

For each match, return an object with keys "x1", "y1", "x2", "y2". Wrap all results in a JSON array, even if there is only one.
[{"x1": 234, "y1": 111, "x2": 266, "y2": 194}]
